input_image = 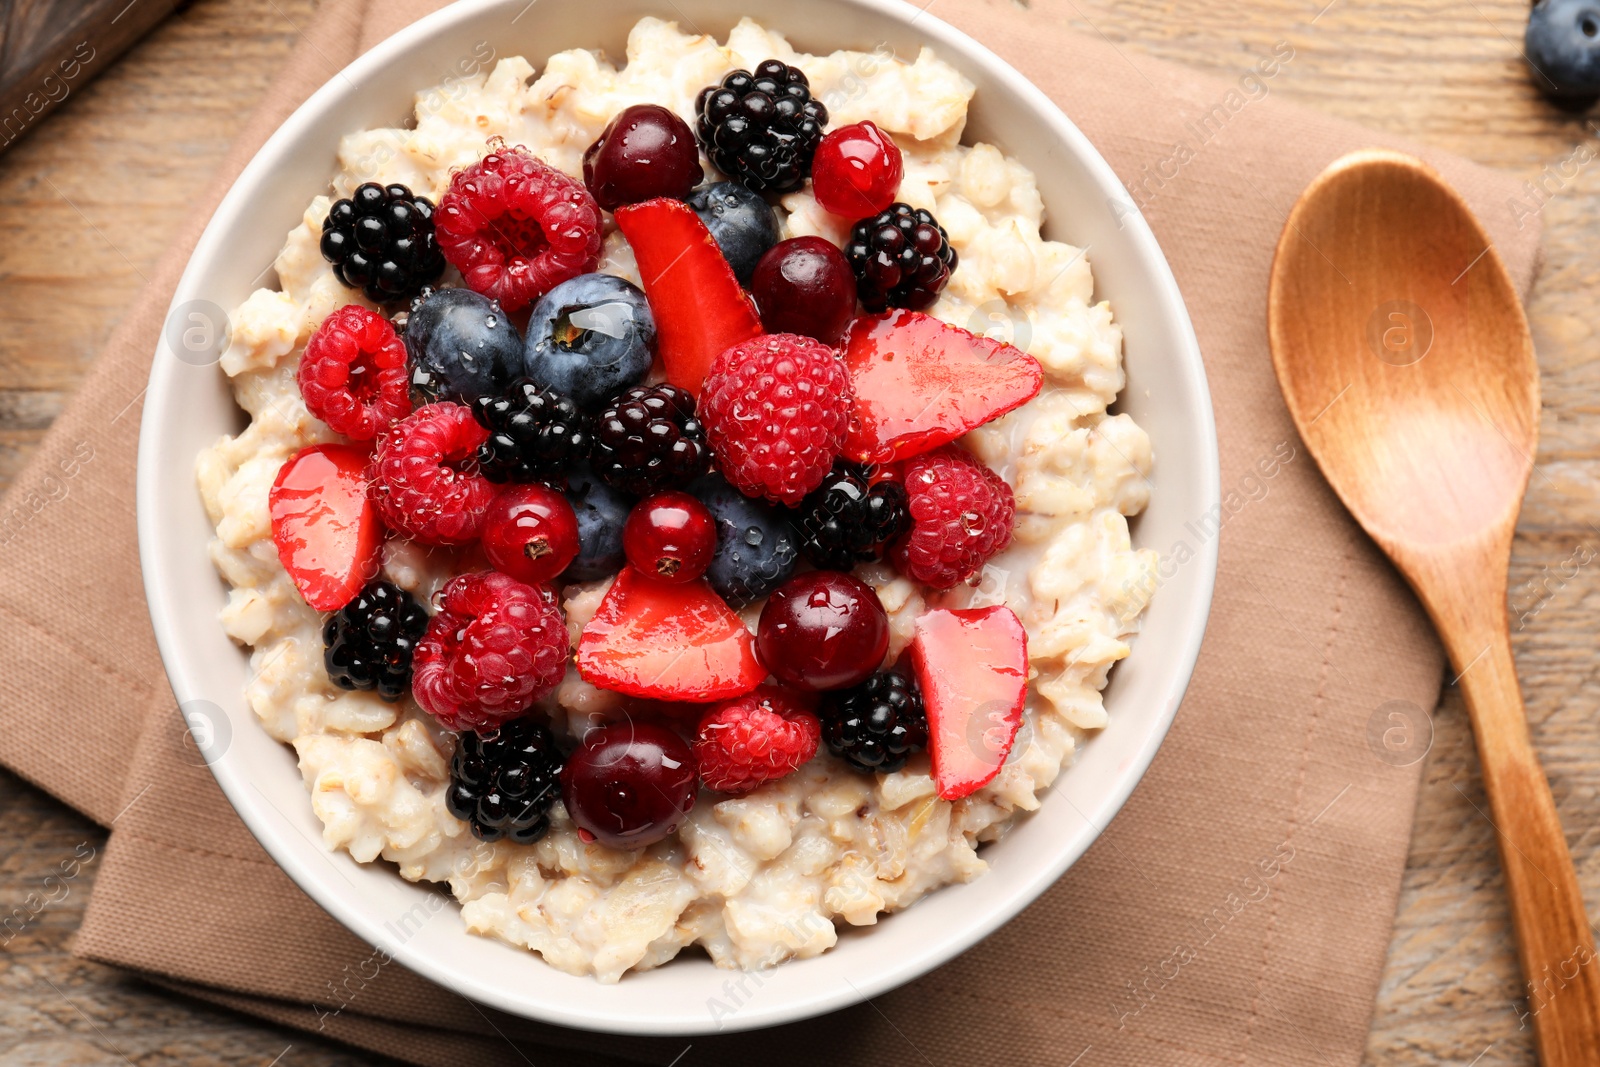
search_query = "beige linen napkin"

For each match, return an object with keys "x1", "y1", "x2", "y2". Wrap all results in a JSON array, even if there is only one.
[{"x1": 0, "y1": 0, "x2": 1544, "y2": 1064}]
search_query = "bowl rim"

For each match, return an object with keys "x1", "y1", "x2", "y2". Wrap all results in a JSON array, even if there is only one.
[{"x1": 137, "y1": 0, "x2": 1218, "y2": 1035}]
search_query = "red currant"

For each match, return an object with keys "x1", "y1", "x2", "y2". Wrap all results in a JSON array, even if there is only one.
[
  {"x1": 756, "y1": 571, "x2": 889, "y2": 691},
  {"x1": 582, "y1": 104, "x2": 704, "y2": 212},
  {"x1": 750, "y1": 237, "x2": 858, "y2": 346},
  {"x1": 479, "y1": 484, "x2": 581, "y2": 585},
  {"x1": 622, "y1": 491, "x2": 717, "y2": 583},
  {"x1": 560, "y1": 721, "x2": 698, "y2": 849},
  {"x1": 811, "y1": 121, "x2": 904, "y2": 218}
]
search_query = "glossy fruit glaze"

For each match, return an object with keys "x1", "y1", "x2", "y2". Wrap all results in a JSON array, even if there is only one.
[{"x1": 268, "y1": 444, "x2": 384, "y2": 612}]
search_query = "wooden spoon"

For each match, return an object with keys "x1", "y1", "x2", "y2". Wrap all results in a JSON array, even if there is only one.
[{"x1": 1267, "y1": 148, "x2": 1600, "y2": 1065}]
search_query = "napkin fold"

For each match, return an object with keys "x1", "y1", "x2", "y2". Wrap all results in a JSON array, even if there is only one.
[{"x1": 0, "y1": 0, "x2": 1543, "y2": 1064}]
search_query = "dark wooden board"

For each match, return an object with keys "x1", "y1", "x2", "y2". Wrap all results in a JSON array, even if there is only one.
[{"x1": 0, "y1": 0, "x2": 182, "y2": 154}]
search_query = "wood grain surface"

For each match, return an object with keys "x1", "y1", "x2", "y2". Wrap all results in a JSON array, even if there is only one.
[
  {"x1": 0, "y1": 0, "x2": 184, "y2": 156},
  {"x1": 0, "y1": 0, "x2": 1596, "y2": 1063}
]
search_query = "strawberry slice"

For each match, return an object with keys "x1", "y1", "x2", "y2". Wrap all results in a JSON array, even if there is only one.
[
  {"x1": 614, "y1": 197, "x2": 763, "y2": 396},
  {"x1": 842, "y1": 309, "x2": 1043, "y2": 464},
  {"x1": 909, "y1": 605, "x2": 1029, "y2": 801},
  {"x1": 269, "y1": 444, "x2": 385, "y2": 612},
  {"x1": 577, "y1": 565, "x2": 765, "y2": 700}
]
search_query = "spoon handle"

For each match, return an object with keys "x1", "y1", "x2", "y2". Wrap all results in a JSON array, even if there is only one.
[{"x1": 1443, "y1": 624, "x2": 1600, "y2": 1064}]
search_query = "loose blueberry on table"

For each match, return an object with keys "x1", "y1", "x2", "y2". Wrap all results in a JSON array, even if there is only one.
[{"x1": 274, "y1": 60, "x2": 1053, "y2": 853}]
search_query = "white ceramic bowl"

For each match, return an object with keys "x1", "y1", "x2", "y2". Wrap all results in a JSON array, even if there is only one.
[{"x1": 137, "y1": 0, "x2": 1217, "y2": 1037}]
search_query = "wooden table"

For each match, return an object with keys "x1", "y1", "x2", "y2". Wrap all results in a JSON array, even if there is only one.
[{"x1": 0, "y1": 0, "x2": 1594, "y2": 1062}]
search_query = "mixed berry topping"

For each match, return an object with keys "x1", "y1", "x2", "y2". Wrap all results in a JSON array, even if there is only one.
[
  {"x1": 756, "y1": 571, "x2": 890, "y2": 692},
  {"x1": 896, "y1": 445, "x2": 1016, "y2": 589},
  {"x1": 563, "y1": 467, "x2": 632, "y2": 582},
  {"x1": 846, "y1": 202, "x2": 958, "y2": 312},
  {"x1": 613, "y1": 197, "x2": 762, "y2": 394},
  {"x1": 404, "y1": 286, "x2": 523, "y2": 406},
  {"x1": 700, "y1": 333, "x2": 853, "y2": 506},
  {"x1": 272, "y1": 81, "x2": 1056, "y2": 838},
  {"x1": 270, "y1": 444, "x2": 384, "y2": 613},
  {"x1": 435, "y1": 147, "x2": 603, "y2": 312},
  {"x1": 622, "y1": 491, "x2": 717, "y2": 583},
  {"x1": 750, "y1": 236, "x2": 857, "y2": 345},
  {"x1": 367, "y1": 402, "x2": 494, "y2": 546},
  {"x1": 472, "y1": 380, "x2": 590, "y2": 486},
  {"x1": 576, "y1": 565, "x2": 764, "y2": 701},
  {"x1": 811, "y1": 121, "x2": 903, "y2": 218},
  {"x1": 413, "y1": 571, "x2": 569, "y2": 733},
  {"x1": 911, "y1": 606, "x2": 1028, "y2": 800},
  {"x1": 523, "y1": 273, "x2": 655, "y2": 411},
  {"x1": 583, "y1": 103, "x2": 703, "y2": 211},
  {"x1": 479, "y1": 483, "x2": 581, "y2": 585},
  {"x1": 299, "y1": 306, "x2": 412, "y2": 442},
  {"x1": 687, "y1": 181, "x2": 780, "y2": 285},
  {"x1": 561, "y1": 721, "x2": 698, "y2": 849},
  {"x1": 322, "y1": 581, "x2": 429, "y2": 702},
  {"x1": 695, "y1": 59, "x2": 828, "y2": 193},
  {"x1": 793, "y1": 462, "x2": 910, "y2": 572},
  {"x1": 818, "y1": 671, "x2": 928, "y2": 775},
  {"x1": 694, "y1": 686, "x2": 820, "y2": 794},
  {"x1": 591, "y1": 383, "x2": 711, "y2": 496},
  {"x1": 689, "y1": 473, "x2": 799, "y2": 607},
  {"x1": 320, "y1": 182, "x2": 446, "y2": 304},
  {"x1": 447, "y1": 716, "x2": 564, "y2": 844}
]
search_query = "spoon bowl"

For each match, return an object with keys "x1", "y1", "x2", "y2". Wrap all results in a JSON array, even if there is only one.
[
  {"x1": 1268, "y1": 148, "x2": 1600, "y2": 1067},
  {"x1": 1269, "y1": 149, "x2": 1537, "y2": 553}
]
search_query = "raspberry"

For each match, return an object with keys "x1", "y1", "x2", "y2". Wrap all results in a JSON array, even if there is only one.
[
  {"x1": 435, "y1": 147, "x2": 603, "y2": 313},
  {"x1": 298, "y1": 306, "x2": 412, "y2": 441},
  {"x1": 693, "y1": 686, "x2": 820, "y2": 794},
  {"x1": 368, "y1": 402, "x2": 494, "y2": 545},
  {"x1": 895, "y1": 446, "x2": 1015, "y2": 588},
  {"x1": 413, "y1": 571, "x2": 569, "y2": 733},
  {"x1": 699, "y1": 334, "x2": 852, "y2": 506}
]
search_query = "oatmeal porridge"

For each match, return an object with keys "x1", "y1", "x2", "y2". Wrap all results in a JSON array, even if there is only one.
[{"x1": 195, "y1": 16, "x2": 1158, "y2": 983}]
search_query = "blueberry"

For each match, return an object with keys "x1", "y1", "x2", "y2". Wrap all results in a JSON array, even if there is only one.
[
  {"x1": 1526, "y1": 0, "x2": 1600, "y2": 101},
  {"x1": 688, "y1": 473, "x2": 799, "y2": 606},
  {"x1": 404, "y1": 287, "x2": 523, "y2": 405},
  {"x1": 563, "y1": 466, "x2": 633, "y2": 582},
  {"x1": 523, "y1": 273, "x2": 655, "y2": 410},
  {"x1": 687, "y1": 182, "x2": 781, "y2": 285}
]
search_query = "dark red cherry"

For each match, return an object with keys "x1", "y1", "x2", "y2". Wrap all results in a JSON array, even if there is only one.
[
  {"x1": 623, "y1": 491, "x2": 717, "y2": 583},
  {"x1": 582, "y1": 104, "x2": 704, "y2": 212},
  {"x1": 750, "y1": 236, "x2": 858, "y2": 345},
  {"x1": 560, "y1": 721, "x2": 698, "y2": 849},
  {"x1": 479, "y1": 484, "x2": 580, "y2": 585},
  {"x1": 811, "y1": 120, "x2": 903, "y2": 218},
  {"x1": 756, "y1": 571, "x2": 889, "y2": 691}
]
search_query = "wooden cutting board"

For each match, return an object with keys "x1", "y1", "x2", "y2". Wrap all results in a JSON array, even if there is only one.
[{"x1": 0, "y1": 0, "x2": 182, "y2": 155}]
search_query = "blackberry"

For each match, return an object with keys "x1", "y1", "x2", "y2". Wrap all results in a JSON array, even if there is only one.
[
  {"x1": 472, "y1": 380, "x2": 590, "y2": 485},
  {"x1": 696, "y1": 59, "x2": 828, "y2": 193},
  {"x1": 592, "y1": 383, "x2": 711, "y2": 495},
  {"x1": 322, "y1": 581, "x2": 430, "y2": 702},
  {"x1": 793, "y1": 463, "x2": 909, "y2": 571},
  {"x1": 446, "y1": 716, "x2": 564, "y2": 845},
  {"x1": 845, "y1": 202, "x2": 958, "y2": 312},
  {"x1": 321, "y1": 182, "x2": 447, "y2": 304},
  {"x1": 819, "y1": 671, "x2": 928, "y2": 774}
]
